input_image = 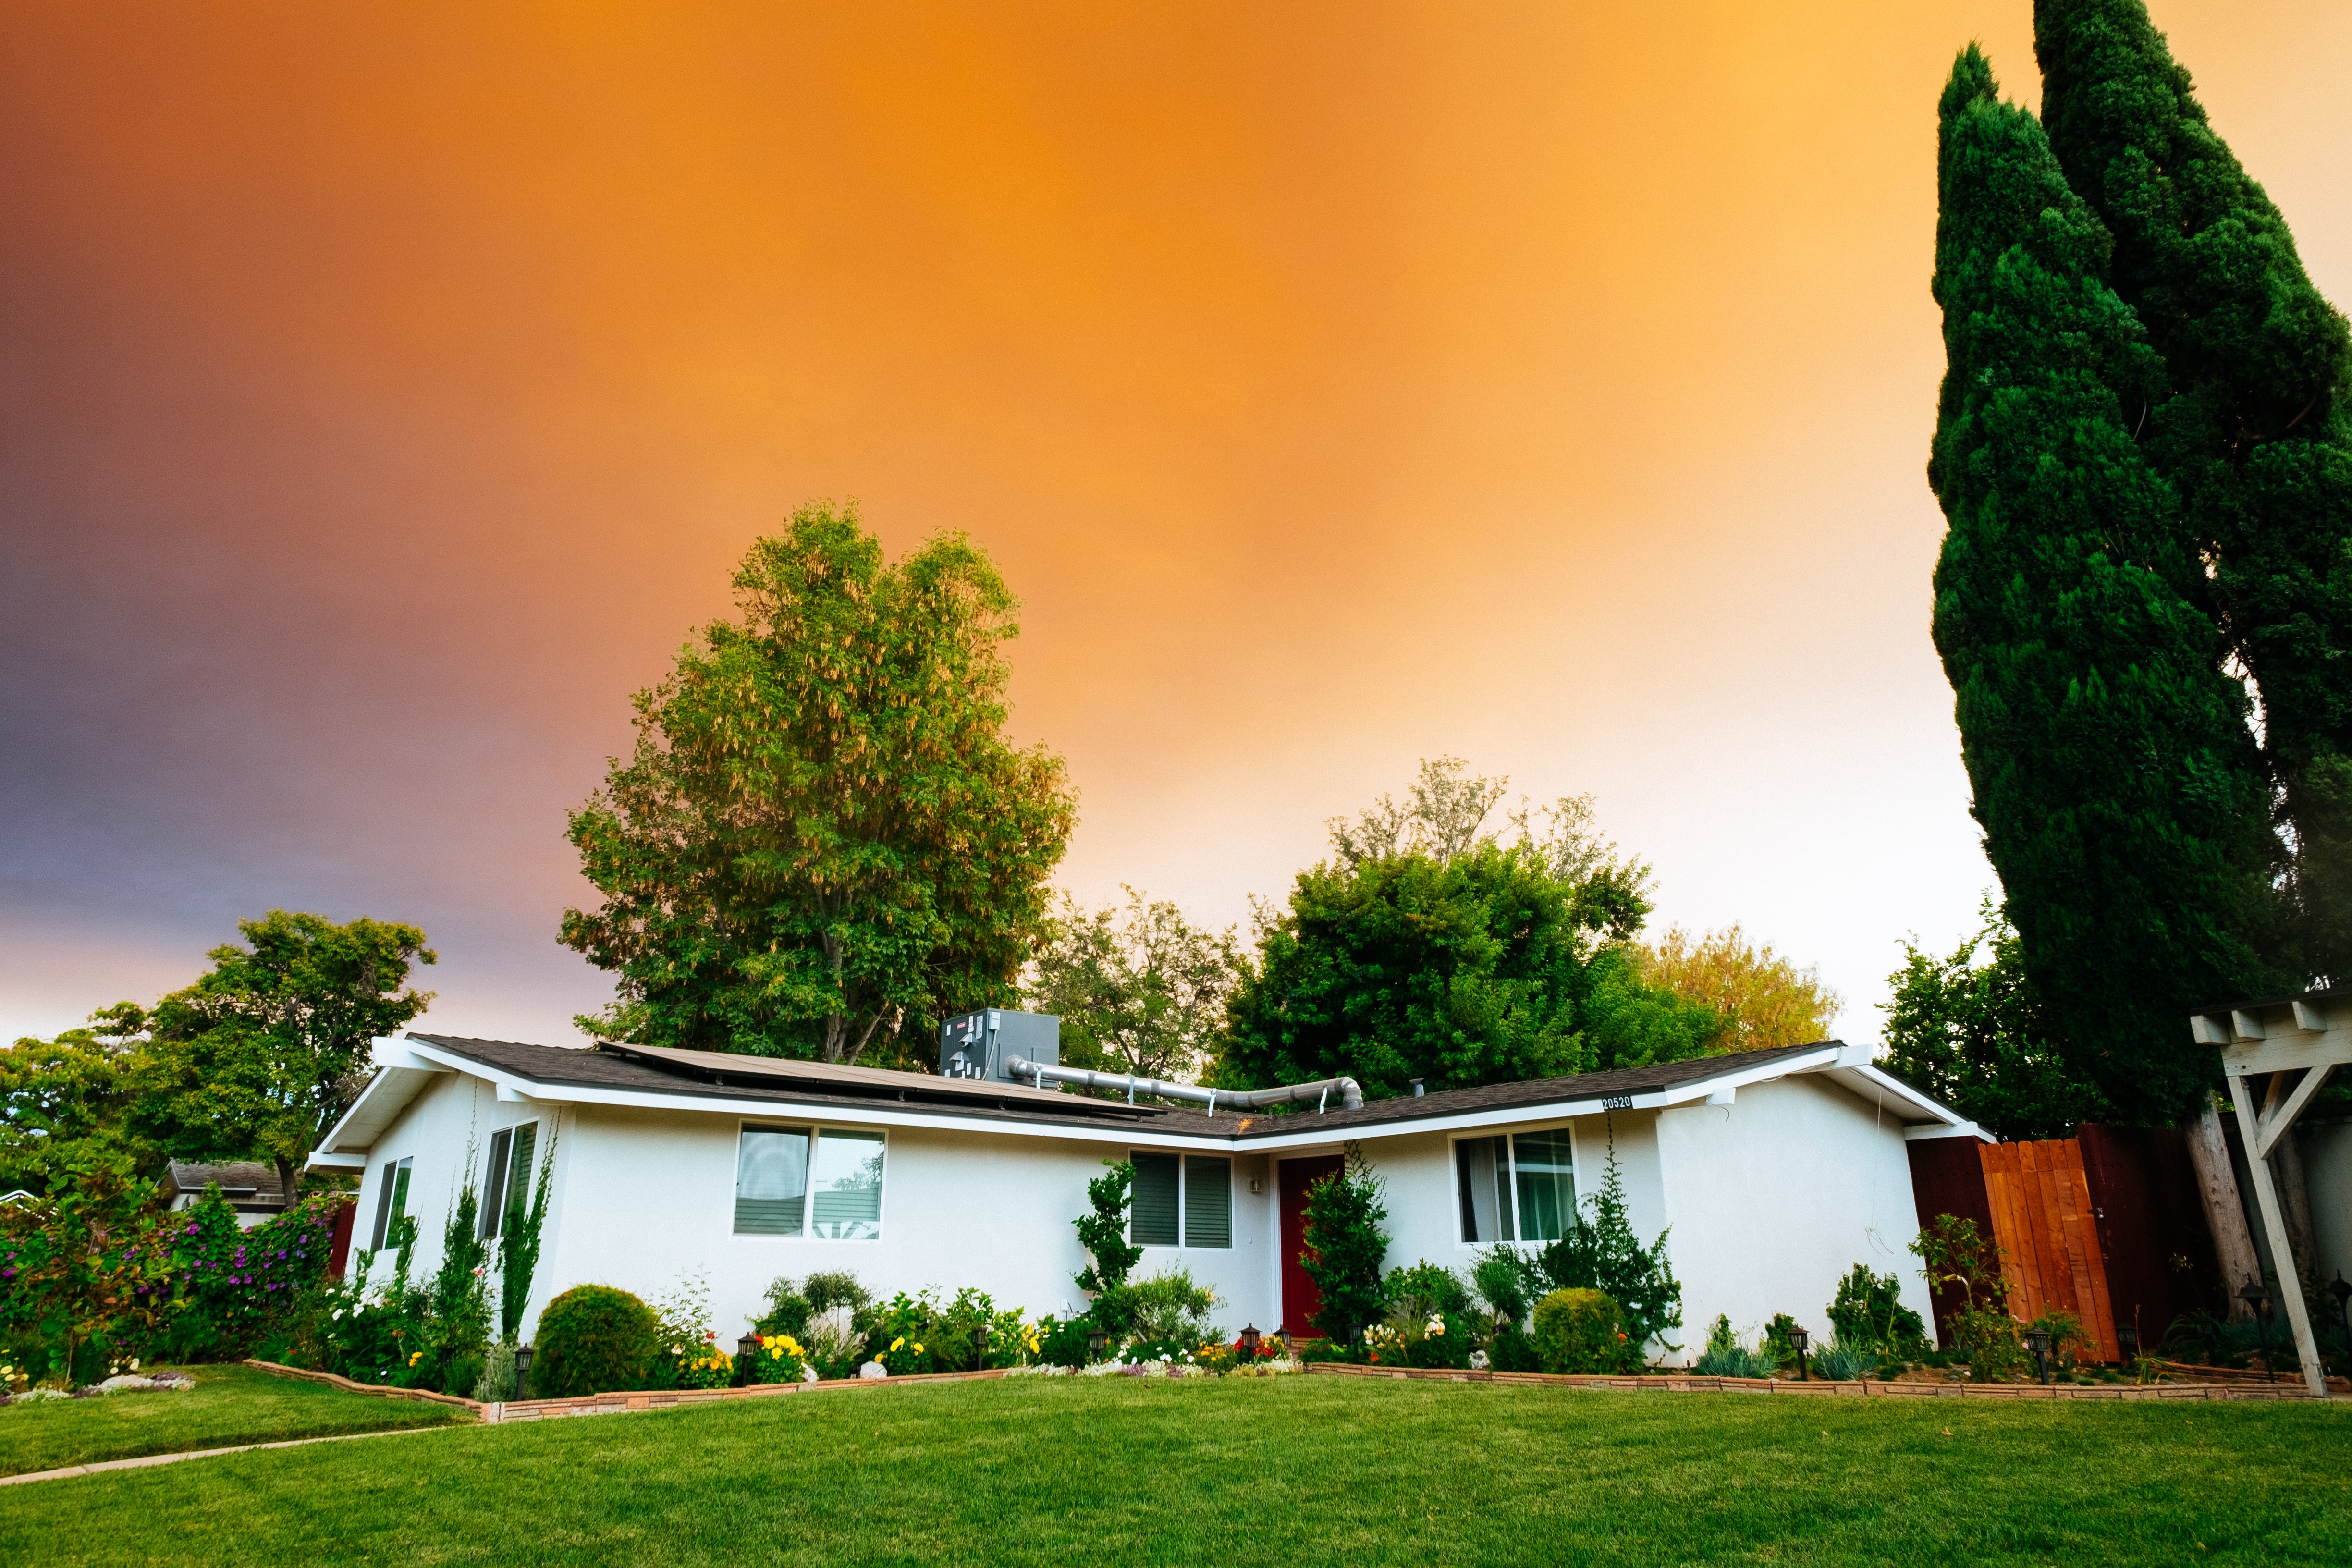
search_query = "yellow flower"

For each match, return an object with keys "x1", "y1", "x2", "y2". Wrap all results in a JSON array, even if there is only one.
[
  {"x1": 912, "y1": 1343, "x2": 924, "y2": 1354},
  {"x1": 408, "y1": 1351, "x2": 423, "y2": 1365},
  {"x1": 890, "y1": 1338, "x2": 904, "y2": 1352}
]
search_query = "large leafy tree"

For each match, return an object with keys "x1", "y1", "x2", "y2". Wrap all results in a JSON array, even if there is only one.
[
  {"x1": 1634, "y1": 924, "x2": 1843, "y2": 1051},
  {"x1": 1880, "y1": 894, "x2": 2111, "y2": 1142},
  {"x1": 563, "y1": 502, "x2": 1076, "y2": 1064},
  {"x1": 0, "y1": 1009, "x2": 159, "y2": 1195},
  {"x1": 1926, "y1": 47, "x2": 2281, "y2": 1124},
  {"x1": 1215, "y1": 760, "x2": 1717, "y2": 1099},
  {"x1": 1025, "y1": 889, "x2": 1241, "y2": 1088},
  {"x1": 129, "y1": 912, "x2": 436, "y2": 1209},
  {"x1": 2037, "y1": 0, "x2": 2352, "y2": 983}
]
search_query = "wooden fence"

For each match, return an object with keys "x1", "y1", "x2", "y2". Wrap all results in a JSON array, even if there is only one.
[{"x1": 1977, "y1": 1139, "x2": 2119, "y2": 1364}]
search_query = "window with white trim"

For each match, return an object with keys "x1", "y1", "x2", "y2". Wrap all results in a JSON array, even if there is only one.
[
  {"x1": 734, "y1": 1126, "x2": 885, "y2": 1239},
  {"x1": 478, "y1": 1122, "x2": 539, "y2": 1240},
  {"x1": 368, "y1": 1156, "x2": 413, "y2": 1251},
  {"x1": 1130, "y1": 1152, "x2": 1231, "y2": 1249},
  {"x1": 1456, "y1": 1130, "x2": 1576, "y2": 1243}
]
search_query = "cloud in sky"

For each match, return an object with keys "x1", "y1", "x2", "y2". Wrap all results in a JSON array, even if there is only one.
[{"x1": 4, "y1": 1, "x2": 2348, "y2": 1046}]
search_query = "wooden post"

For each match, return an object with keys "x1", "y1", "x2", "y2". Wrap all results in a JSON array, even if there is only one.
[
  {"x1": 2224, "y1": 1070, "x2": 2328, "y2": 1398},
  {"x1": 2183, "y1": 1102, "x2": 2261, "y2": 1318}
]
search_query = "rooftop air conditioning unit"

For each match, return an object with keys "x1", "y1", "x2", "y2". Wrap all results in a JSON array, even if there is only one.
[{"x1": 938, "y1": 1008, "x2": 1060, "y2": 1085}]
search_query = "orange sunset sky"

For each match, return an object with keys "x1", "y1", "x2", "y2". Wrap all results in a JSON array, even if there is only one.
[{"x1": 5, "y1": 2, "x2": 2349, "y2": 1048}]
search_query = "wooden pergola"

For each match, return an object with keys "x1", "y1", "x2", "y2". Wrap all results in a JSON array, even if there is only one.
[{"x1": 2190, "y1": 990, "x2": 2350, "y2": 1398}]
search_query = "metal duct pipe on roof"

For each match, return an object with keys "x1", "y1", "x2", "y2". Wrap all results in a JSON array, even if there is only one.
[{"x1": 1003, "y1": 1057, "x2": 1362, "y2": 1114}]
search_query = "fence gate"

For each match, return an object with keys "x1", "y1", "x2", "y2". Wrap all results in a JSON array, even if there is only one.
[{"x1": 1976, "y1": 1139, "x2": 2120, "y2": 1364}]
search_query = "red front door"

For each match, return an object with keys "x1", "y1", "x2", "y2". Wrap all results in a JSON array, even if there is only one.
[{"x1": 1278, "y1": 1154, "x2": 1344, "y2": 1338}]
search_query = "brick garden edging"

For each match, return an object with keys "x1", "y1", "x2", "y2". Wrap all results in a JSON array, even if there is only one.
[
  {"x1": 245, "y1": 1358, "x2": 1013, "y2": 1425},
  {"x1": 1302, "y1": 1360, "x2": 2331, "y2": 1401},
  {"x1": 488, "y1": 1366, "x2": 1011, "y2": 1423},
  {"x1": 248, "y1": 1355, "x2": 2332, "y2": 1423},
  {"x1": 244, "y1": 1360, "x2": 488, "y2": 1417}
]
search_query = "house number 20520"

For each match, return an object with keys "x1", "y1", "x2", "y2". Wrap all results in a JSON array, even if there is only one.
[{"x1": 1600, "y1": 1094, "x2": 1633, "y2": 1111}]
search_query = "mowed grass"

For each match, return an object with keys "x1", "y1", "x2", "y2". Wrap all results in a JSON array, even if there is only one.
[
  {"x1": 0, "y1": 1363, "x2": 466, "y2": 1478},
  {"x1": 5, "y1": 1375, "x2": 2349, "y2": 1566}
]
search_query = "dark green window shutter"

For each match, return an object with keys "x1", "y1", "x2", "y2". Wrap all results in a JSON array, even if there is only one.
[
  {"x1": 479, "y1": 1128, "x2": 513, "y2": 1240},
  {"x1": 1130, "y1": 1153, "x2": 1180, "y2": 1246},
  {"x1": 1183, "y1": 1156, "x2": 1231, "y2": 1248},
  {"x1": 504, "y1": 1122, "x2": 539, "y2": 1234}
]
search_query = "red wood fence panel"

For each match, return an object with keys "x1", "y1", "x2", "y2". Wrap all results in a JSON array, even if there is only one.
[
  {"x1": 2076, "y1": 1123, "x2": 2224, "y2": 1348},
  {"x1": 1979, "y1": 1139, "x2": 2119, "y2": 1363},
  {"x1": 1906, "y1": 1137, "x2": 1997, "y2": 1346}
]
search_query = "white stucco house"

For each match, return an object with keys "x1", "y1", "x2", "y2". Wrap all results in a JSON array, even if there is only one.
[{"x1": 309, "y1": 1029, "x2": 1984, "y2": 1360}]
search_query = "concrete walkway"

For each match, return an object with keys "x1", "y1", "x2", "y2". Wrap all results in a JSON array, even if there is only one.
[{"x1": 0, "y1": 1418, "x2": 465, "y2": 1488}]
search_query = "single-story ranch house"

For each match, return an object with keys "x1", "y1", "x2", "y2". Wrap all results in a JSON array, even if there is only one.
[{"x1": 309, "y1": 1028, "x2": 1984, "y2": 1359}]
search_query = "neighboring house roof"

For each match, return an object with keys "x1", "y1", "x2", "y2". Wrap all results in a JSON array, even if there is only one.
[
  {"x1": 312, "y1": 1031, "x2": 1984, "y2": 1164},
  {"x1": 164, "y1": 1161, "x2": 287, "y2": 1209}
]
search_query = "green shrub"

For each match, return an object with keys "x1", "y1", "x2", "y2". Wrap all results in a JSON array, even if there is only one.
[
  {"x1": 1827, "y1": 1263, "x2": 1928, "y2": 1358},
  {"x1": 1691, "y1": 1314, "x2": 1777, "y2": 1379},
  {"x1": 1300, "y1": 1146, "x2": 1388, "y2": 1344},
  {"x1": 1488, "y1": 1322, "x2": 1541, "y2": 1372},
  {"x1": 1384, "y1": 1261, "x2": 1473, "y2": 1321},
  {"x1": 1533, "y1": 1139, "x2": 1680, "y2": 1359},
  {"x1": 870, "y1": 1290, "x2": 947, "y2": 1374},
  {"x1": 1810, "y1": 1332, "x2": 1880, "y2": 1382},
  {"x1": 1130, "y1": 1269, "x2": 1218, "y2": 1347},
  {"x1": 755, "y1": 1278, "x2": 813, "y2": 1340},
  {"x1": 1036, "y1": 1313, "x2": 1096, "y2": 1367},
  {"x1": 1531, "y1": 1288, "x2": 1634, "y2": 1374},
  {"x1": 1074, "y1": 1161, "x2": 1144, "y2": 1338},
  {"x1": 531, "y1": 1285, "x2": 660, "y2": 1397},
  {"x1": 1470, "y1": 1249, "x2": 1536, "y2": 1328}
]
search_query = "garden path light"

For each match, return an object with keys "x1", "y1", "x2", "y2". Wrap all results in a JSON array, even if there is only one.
[
  {"x1": 2241, "y1": 1277, "x2": 2276, "y2": 1384},
  {"x1": 2022, "y1": 1326, "x2": 2052, "y2": 1385}
]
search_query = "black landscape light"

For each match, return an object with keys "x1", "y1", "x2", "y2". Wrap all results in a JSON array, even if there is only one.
[
  {"x1": 2329, "y1": 1273, "x2": 2352, "y2": 1348},
  {"x1": 2241, "y1": 1277, "x2": 2275, "y2": 1383},
  {"x1": 1278, "y1": 1328, "x2": 1293, "y2": 1356},
  {"x1": 513, "y1": 1343, "x2": 534, "y2": 1396},
  {"x1": 970, "y1": 1322, "x2": 990, "y2": 1372},
  {"x1": 1788, "y1": 1325, "x2": 1810, "y2": 1382},
  {"x1": 1238, "y1": 1324, "x2": 1261, "y2": 1361},
  {"x1": 1088, "y1": 1326, "x2": 1108, "y2": 1363},
  {"x1": 2022, "y1": 1326, "x2": 2053, "y2": 1385},
  {"x1": 2117, "y1": 1321, "x2": 2138, "y2": 1372},
  {"x1": 738, "y1": 1331, "x2": 762, "y2": 1386}
]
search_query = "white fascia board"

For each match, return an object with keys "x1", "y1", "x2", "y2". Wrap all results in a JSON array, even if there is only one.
[
  {"x1": 1904, "y1": 1120, "x2": 1994, "y2": 1143},
  {"x1": 1645, "y1": 1048, "x2": 1844, "y2": 1110},
  {"x1": 305, "y1": 1150, "x2": 367, "y2": 1171},
  {"x1": 385, "y1": 1038, "x2": 1934, "y2": 1155},
  {"x1": 1823, "y1": 1062, "x2": 1975, "y2": 1129}
]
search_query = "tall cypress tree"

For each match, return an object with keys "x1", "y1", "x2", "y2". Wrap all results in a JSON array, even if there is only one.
[
  {"x1": 1927, "y1": 47, "x2": 2279, "y2": 1123},
  {"x1": 2037, "y1": 0, "x2": 2352, "y2": 982}
]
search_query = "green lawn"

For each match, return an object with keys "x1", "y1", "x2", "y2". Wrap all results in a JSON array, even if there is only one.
[
  {"x1": 0, "y1": 1363, "x2": 467, "y2": 1478},
  {"x1": 4, "y1": 1375, "x2": 2348, "y2": 1565}
]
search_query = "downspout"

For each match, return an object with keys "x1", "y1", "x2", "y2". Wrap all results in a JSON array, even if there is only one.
[{"x1": 1004, "y1": 1058, "x2": 1362, "y2": 1113}]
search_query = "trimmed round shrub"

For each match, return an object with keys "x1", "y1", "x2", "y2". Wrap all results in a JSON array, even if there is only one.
[
  {"x1": 1531, "y1": 1288, "x2": 1632, "y2": 1375},
  {"x1": 531, "y1": 1285, "x2": 660, "y2": 1398}
]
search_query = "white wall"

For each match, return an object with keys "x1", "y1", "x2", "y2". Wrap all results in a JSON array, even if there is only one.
[
  {"x1": 351, "y1": 1070, "x2": 575, "y2": 1334},
  {"x1": 361, "y1": 1074, "x2": 1282, "y2": 1341},
  {"x1": 353, "y1": 1065, "x2": 1933, "y2": 1360},
  {"x1": 2299, "y1": 1117, "x2": 2352, "y2": 1285},
  {"x1": 1654, "y1": 1074, "x2": 1933, "y2": 1360}
]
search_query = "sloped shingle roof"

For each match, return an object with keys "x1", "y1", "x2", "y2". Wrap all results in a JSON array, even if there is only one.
[{"x1": 404, "y1": 1033, "x2": 1852, "y2": 1143}]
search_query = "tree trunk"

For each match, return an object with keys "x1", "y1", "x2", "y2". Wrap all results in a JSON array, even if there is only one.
[
  {"x1": 2185, "y1": 1101, "x2": 2262, "y2": 1319},
  {"x1": 2261, "y1": 1074, "x2": 2320, "y2": 1292},
  {"x1": 274, "y1": 1155, "x2": 300, "y2": 1223}
]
